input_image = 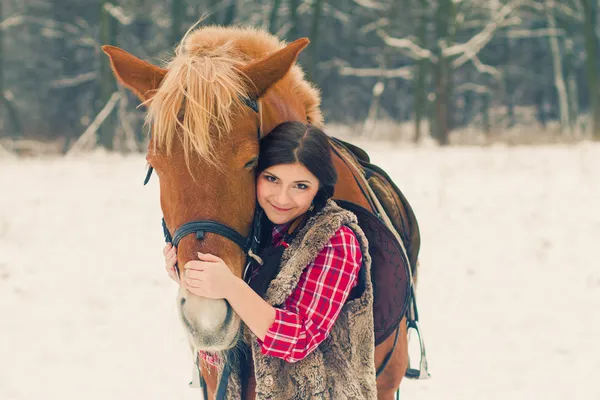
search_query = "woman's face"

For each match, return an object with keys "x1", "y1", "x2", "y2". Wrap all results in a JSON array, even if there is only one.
[{"x1": 257, "y1": 162, "x2": 320, "y2": 225}]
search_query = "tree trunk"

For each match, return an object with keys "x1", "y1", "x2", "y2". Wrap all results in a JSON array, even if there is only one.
[
  {"x1": 414, "y1": 0, "x2": 428, "y2": 143},
  {"x1": 289, "y1": 0, "x2": 300, "y2": 39},
  {"x1": 433, "y1": 0, "x2": 454, "y2": 145},
  {"x1": 0, "y1": 1, "x2": 5, "y2": 136},
  {"x1": 564, "y1": 39, "x2": 580, "y2": 135},
  {"x1": 171, "y1": 0, "x2": 185, "y2": 46},
  {"x1": 208, "y1": 0, "x2": 221, "y2": 25},
  {"x1": 545, "y1": 0, "x2": 571, "y2": 135},
  {"x1": 223, "y1": 0, "x2": 237, "y2": 25},
  {"x1": 504, "y1": 36, "x2": 516, "y2": 128},
  {"x1": 582, "y1": 0, "x2": 600, "y2": 140},
  {"x1": 482, "y1": 92, "x2": 490, "y2": 135},
  {"x1": 268, "y1": 0, "x2": 283, "y2": 34},
  {"x1": 98, "y1": 2, "x2": 118, "y2": 150},
  {"x1": 0, "y1": 13, "x2": 23, "y2": 140},
  {"x1": 307, "y1": 0, "x2": 323, "y2": 82},
  {"x1": 0, "y1": 2, "x2": 23, "y2": 139}
]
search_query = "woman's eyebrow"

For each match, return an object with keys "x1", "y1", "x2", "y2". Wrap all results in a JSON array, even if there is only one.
[{"x1": 263, "y1": 170, "x2": 313, "y2": 184}]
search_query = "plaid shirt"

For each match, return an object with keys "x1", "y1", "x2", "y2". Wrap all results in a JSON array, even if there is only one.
[{"x1": 199, "y1": 222, "x2": 362, "y2": 365}]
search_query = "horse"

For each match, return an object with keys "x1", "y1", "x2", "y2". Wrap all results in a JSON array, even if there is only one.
[{"x1": 103, "y1": 25, "x2": 419, "y2": 399}]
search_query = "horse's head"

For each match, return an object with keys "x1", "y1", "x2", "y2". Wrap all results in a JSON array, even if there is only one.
[{"x1": 103, "y1": 27, "x2": 321, "y2": 351}]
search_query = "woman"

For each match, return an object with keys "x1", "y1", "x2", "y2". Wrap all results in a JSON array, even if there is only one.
[{"x1": 163, "y1": 122, "x2": 376, "y2": 399}]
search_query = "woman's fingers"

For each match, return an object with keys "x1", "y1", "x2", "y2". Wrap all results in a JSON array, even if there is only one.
[
  {"x1": 185, "y1": 268, "x2": 205, "y2": 279},
  {"x1": 185, "y1": 277, "x2": 203, "y2": 288},
  {"x1": 168, "y1": 269, "x2": 180, "y2": 283},
  {"x1": 163, "y1": 243, "x2": 172, "y2": 256},
  {"x1": 197, "y1": 252, "x2": 221, "y2": 262}
]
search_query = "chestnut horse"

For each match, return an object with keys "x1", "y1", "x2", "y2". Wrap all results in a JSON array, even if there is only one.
[{"x1": 104, "y1": 25, "x2": 413, "y2": 399}]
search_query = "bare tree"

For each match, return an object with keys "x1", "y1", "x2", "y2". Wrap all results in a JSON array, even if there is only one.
[
  {"x1": 98, "y1": 2, "x2": 119, "y2": 150},
  {"x1": 171, "y1": 0, "x2": 185, "y2": 46},
  {"x1": 545, "y1": 0, "x2": 571, "y2": 135},
  {"x1": 308, "y1": 0, "x2": 324, "y2": 82},
  {"x1": 581, "y1": 0, "x2": 600, "y2": 139}
]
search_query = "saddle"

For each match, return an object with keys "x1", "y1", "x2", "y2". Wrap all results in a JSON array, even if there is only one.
[{"x1": 328, "y1": 136, "x2": 421, "y2": 346}]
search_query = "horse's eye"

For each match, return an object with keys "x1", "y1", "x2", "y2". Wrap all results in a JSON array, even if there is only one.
[
  {"x1": 143, "y1": 164, "x2": 154, "y2": 185},
  {"x1": 244, "y1": 157, "x2": 258, "y2": 170}
]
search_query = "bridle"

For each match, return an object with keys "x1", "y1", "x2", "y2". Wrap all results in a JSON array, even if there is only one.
[{"x1": 143, "y1": 97, "x2": 264, "y2": 279}]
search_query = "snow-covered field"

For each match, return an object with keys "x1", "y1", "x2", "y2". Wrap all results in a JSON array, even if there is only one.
[{"x1": 1, "y1": 142, "x2": 599, "y2": 399}]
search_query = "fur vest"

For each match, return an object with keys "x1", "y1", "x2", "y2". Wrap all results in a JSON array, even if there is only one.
[{"x1": 217, "y1": 200, "x2": 377, "y2": 399}]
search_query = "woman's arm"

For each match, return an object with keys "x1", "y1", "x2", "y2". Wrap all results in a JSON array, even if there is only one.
[
  {"x1": 226, "y1": 278, "x2": 277, "y2": 341},
  {"x1": 183, "y1": 226, "x2": 361, "y2": 363},
  {"x1": 183, "y1": 252, "x2": 277, "y2": 340},
  {"x1": 258, "y1": 226, "x2": 362, "y2": 362}
]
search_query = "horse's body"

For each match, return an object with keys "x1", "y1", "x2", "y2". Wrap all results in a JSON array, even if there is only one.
[{"x1": 104, "y1": 25, "x2": 418, "y2": 399}]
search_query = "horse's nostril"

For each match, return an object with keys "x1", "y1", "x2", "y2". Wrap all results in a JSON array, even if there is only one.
[{"x1": 180, "y1": 297, "x2": 186, "y2": 306}]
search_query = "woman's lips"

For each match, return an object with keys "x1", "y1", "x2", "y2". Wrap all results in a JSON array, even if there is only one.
[{"x1": 271, "y1": 203, "x2": 292, "y2": 212}]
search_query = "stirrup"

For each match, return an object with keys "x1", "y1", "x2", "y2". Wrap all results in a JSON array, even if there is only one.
[{"x1": 405, "y1": 319, "x2": 430, "y2": 379}]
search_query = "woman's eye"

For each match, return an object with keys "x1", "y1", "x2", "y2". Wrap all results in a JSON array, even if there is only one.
[
  {"x1": 296, "y1": 184, "x2": 308, "y2": 190},
  {"x1": 265, "y1": 175, "x2": 277, "y2": 183}
]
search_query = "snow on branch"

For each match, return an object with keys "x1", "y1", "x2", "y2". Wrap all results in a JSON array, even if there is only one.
[
  {"x1": 50, "y1": 72, "x2": 98, "y2": 89},
  {"x1": 1, "y1": 15, "x2": 83, "y2": 33},
  {"x1": 360, "y1": 18, "x2": 389, "y2": 34},
  {"x1": 336, "y1": 58, "x2": 414, "y2": 80},
  {"x1": 505, "y1": 28, "x2": 565, "y2": 39},
  {"x1": 456, "y1": 53, "x2": 501, "y2": 79},
  {"x1": 352, "y1": 0, "x2": 388, "y2": 11},
  {"x1": 377, "y1": 30, "x2": 437, "y2": 61},
  {"x1": 0, "y1": 15, "x2": 24, "y2": 30},
  {"x1": 456, "y1": 82, "x2": 492, "y2": 94},
  {"x1": 103, "y1": 4, "x2": 133, "y2": 26},
  {"x1": 444, "y1": 0, "x2": 523, "y2": 67},
  {"x1": 322, "y1": 3, "x2": 351, "y2": 23},
  {"x1": 67, "y1": 92, "x2": 121, "y2": 155},
  {"x1": 524, "y1": 0, "x2": 583, "y2": 21}
]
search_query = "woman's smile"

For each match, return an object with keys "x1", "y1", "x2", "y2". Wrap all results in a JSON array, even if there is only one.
[{"x1": 270, "y1": 203, "x2": 293, "y2": 212}]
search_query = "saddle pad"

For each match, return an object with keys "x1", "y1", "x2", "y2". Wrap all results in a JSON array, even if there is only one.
[{"x1": 336, "y1": 200, "x2": 411, "y2": 346}]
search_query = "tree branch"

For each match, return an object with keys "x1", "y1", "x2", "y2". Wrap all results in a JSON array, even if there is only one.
[
  {"x1": 50, "y1": 72, "x2": 98, "y2": 89},
  {"x1": 377, "y1": 30, "x2": 437, "y2": 61},
  {"x1": 103, "y1": 3, "x2": 134, "y2": 26},
  {"x1": 504, "y1": 27, "x2": 566, "y2": 39},
  {"x1": 360, "y1": 18, "x2": 389, "y2": 34},
  {"x1": 444, "y1": 0, "x2": 523, "y2": 67},
  {"x1": 336, "y1": 58, "x2": 414, "y2": 80},
  {"x1": 67, "y1": 92, "x2": 121, "y2": 155},
  {"x1": 456, "y1": 82, "x2": 491, "y2": 94},
  {"x1": 352, "y1": 0, "x2": 388, "y2": 11}
]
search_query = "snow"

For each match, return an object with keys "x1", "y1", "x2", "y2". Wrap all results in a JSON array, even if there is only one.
[{"x1": 1, "y1": 142, "x2": 599, "y2": 399}]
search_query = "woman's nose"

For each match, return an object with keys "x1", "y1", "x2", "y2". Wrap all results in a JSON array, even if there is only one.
[{"x1": 275, "y1": 188, "x2": 291, "y2": 205}]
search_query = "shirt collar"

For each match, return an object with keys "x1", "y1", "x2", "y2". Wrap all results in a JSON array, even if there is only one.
[{"x1": 271, "y1": 222, "x2": 291, "y2": 245}]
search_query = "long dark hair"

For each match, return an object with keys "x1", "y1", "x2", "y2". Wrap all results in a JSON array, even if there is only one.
[{"x1": 257, "y1": 121, "x2": 337, "y2": 211}]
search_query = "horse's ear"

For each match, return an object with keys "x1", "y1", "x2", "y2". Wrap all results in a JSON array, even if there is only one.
[
  {"x1": 102, "y1": 45, "x2": 168, "y2": 102},
  {"x1": 240, "y1": 38, "x2": 309, "y2": 99}
]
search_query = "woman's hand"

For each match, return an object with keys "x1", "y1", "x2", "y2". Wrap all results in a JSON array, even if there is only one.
[
  {"x1": 163, "y1": 243, "x2": 179, "y2": 283},
  {"x1": 184, "y1": 252, "x2": 237, "y2": 299}
]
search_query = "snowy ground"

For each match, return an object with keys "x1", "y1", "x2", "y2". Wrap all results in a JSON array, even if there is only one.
[{"x1": 1, "y1": 141, "x2": 599, "y2": 399}]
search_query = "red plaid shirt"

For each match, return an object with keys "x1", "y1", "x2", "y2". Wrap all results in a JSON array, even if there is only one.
[{"x1": 199, "y1": 222, "x2": 362, "y2": 365}]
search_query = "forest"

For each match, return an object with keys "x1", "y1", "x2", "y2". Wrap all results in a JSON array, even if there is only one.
[{"x1": 0, "y1": 0, "x2": 599, "y2": 154}]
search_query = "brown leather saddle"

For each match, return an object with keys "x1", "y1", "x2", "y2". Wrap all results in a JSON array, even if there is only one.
[{"x1": 329, "y1": 137, "x2": 421, "y2": 346}]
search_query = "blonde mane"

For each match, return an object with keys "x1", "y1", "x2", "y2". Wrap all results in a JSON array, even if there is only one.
[{"x1": 144, "y1": 25, "x2": 322, "y2": 169}]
